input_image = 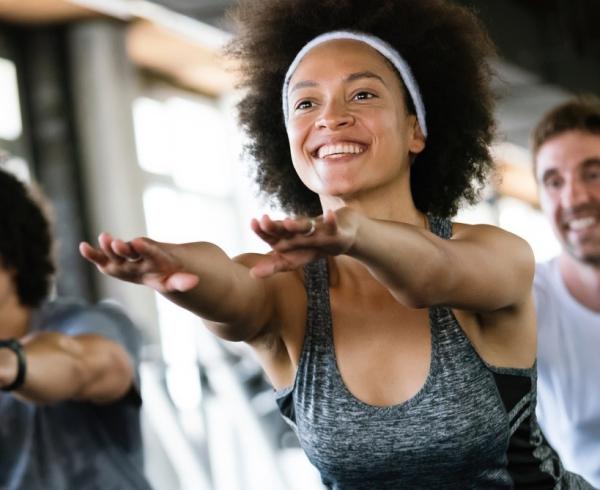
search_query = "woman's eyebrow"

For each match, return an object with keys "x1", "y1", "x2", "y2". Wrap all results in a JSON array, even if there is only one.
[
  {"x1": 290, "y1": 70, "x2": 387, "y2": 93},
  {"x1": 346, "y1": 71, "x2": 387, "y2": 86},
  {"x1": 290, "y1": 80, "x2": 318, "y2": 93}
]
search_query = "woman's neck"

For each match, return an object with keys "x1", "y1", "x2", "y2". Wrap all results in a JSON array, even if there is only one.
[{"x1": 319, "y1": 179, "x2": 424, "y2": 227}]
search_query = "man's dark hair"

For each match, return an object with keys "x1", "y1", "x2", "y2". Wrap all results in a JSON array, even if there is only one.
[
  {"x1": 532, "y1": 95, "x2": 600, "y2": 158},
  {"x1": 0, "y1": 168, "x2": 55, "y2": 307},
  {"x1": 227, "y1": 0, "x2": 497, "y2": 217}
]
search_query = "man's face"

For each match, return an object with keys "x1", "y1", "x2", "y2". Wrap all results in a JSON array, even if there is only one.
[{"x1": 536, "y1": 130, "x2": 600, "y2": 266}]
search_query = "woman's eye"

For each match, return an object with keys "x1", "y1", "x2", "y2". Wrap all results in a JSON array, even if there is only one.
[
  {"x1": 353, "y1": 91, "x2": 375, "y2": 101},
  {"x1": 295, "y1": 100, "x2": 313, "y2": 110}
]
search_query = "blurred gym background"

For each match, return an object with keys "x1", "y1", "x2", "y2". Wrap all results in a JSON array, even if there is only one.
[{"x1": 0, "y1": 1, "x2": 598, "y2": 488}]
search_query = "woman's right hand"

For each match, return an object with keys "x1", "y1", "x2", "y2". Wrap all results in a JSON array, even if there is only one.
[{"x1": 79, "y1": 233, "x2": 200, "y2": 294}]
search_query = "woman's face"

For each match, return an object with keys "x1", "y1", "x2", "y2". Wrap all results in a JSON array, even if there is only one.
[{"x1": 285, "y1": 39, "x2": 425, "y2": 201}]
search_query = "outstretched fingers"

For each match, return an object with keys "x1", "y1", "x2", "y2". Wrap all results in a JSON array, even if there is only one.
[
  {"x1": 252, "y1": 213, "x2": 332, "y2": 244},
  {"x1": 281, "y1": 212, "x2": 337, "y2": 238},
  {"x1": 111, "y1": 238, "x2": 143, "y2": 262},
  {"x1": 80, "y1": 234, "x2": 200, "y2": 293},
  {"x1": 80, "y1": 234, "x2": 156, "y2": 279},
  {"x1": 281, "y1": 216, "x2": 316, "y2": 236},
  {"x1": 79, "y1": 241, "x2": 109, "y2": 267},
  {"x1": 251, "y1": 215, "x2": 296, "y2": 244},
  {"x1": 97, "y1": 232, "x2": 125, "y2": 263},
  {"x1": 251, "y1": 217, "x2": 276, "y2": 245},
  {"x1": 249, "y1": 210, "x2": 354, "y2": 277}
]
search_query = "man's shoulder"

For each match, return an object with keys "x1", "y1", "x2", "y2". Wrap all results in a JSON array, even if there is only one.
[
  {"x1": 532, "y1": 258, "x2": 567, "y2": 321},
  {"x1": 534, "y1": 257, "x2": 559, "y2": 292},
  {"x1": 34, "y1": 298, "x2": 134, "y2": 330}
]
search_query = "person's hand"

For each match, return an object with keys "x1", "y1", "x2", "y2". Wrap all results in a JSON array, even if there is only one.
[
  {"x1": 250, "y1": 208, "x2": 359, "y2": 278},
  {"x1": 79, "y1": 233, "x2": 199, "y2": 293}
]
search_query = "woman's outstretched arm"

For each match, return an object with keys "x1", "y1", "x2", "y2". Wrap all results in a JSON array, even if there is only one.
[
  {"x1": 250, "y1": 208, "x2": 534, "y2": 313},
  {"x1": 80, "y1": 234, "x2": 277, "y2": 342}
]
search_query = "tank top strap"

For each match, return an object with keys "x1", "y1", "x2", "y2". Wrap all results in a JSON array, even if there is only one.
[
  {"x1": 427, "y1": 214, "x2": 453, "y2": 239},
  {"x1": 302, "y1": 258, "x2": 335, "y2": 357},
  {"x1": 424, "y1": 215, "x2": 474, "y2": 349}
]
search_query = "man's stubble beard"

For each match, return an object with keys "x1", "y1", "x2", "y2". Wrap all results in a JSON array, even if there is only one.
[{"x1": 566, "y1": 240, "x2": 600, "y2": 268}]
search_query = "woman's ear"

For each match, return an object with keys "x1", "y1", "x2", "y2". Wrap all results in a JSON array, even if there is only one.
[{"x1": 408, "y1": 117, "x2": 426, "y2": 154}]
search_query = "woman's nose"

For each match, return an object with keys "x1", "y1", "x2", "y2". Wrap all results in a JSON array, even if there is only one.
[{"x1": 315, "y1": 100, "x2": 355, "y2": 130}]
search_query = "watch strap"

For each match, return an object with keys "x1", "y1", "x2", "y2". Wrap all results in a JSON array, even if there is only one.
[{"x1": 0, "y1": 339, "x2": 27, "y2": 391}]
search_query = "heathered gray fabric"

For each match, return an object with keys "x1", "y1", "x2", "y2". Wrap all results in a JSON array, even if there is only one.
[{"x1": 275, "y1": 216, "x2": 593, "y2": 489}]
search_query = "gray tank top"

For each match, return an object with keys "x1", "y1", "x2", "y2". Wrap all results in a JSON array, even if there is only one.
[{"x1": 275, "y1": 216, "x2": 592, "y2": 489}]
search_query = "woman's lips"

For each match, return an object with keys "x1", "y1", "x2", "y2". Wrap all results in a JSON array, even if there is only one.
[{"x1": 312, "y1": 141, "x2": 368, "y2": 159}]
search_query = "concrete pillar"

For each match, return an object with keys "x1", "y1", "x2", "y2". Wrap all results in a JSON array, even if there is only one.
[{"x1": 68, "y1": 19, "x2": 160, "y2": 342}]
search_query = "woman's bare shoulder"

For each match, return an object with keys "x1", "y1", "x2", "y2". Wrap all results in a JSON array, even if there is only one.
[{"x1": 450, "y1": 221, "x2": 533, "y2": 257}]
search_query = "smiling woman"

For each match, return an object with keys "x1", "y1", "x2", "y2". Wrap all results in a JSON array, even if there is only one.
[
  {"x1": 230, "y1": 0, "x2": 496, "y2": 218},
  {"x1": 284, "y1": 39, "x2": 424, "y2": 206},
  {"x1": 79, "y1": 0, "x2": 592, "y2": 488}
]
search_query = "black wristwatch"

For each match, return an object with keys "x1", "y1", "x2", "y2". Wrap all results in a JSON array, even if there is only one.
[{"x1": 0, "y1": 339, "x2": 27, "y2": 392}]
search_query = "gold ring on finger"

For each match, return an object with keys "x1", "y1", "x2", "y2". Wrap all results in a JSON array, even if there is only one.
[{"x1": 303, "y1": 218, "x2": 316, "y2": 237}]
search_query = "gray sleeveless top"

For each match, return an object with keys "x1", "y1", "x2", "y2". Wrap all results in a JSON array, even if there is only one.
[{"x1": 275, "y1": 216, "x2": 592, "y2": 489}]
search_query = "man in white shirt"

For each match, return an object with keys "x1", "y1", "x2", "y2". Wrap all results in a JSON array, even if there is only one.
[{"x1": 532, "y1": 95, "x2": 600, "y2": 488}]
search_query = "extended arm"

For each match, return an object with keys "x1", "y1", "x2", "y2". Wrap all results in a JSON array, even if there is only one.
[
  {"x1": 80, "y1": 235, "x2": 277, "y2": 342},
  {"x1": 251, "y1": 208, "x2": 534, "y2": 312},
  {"x1": 346, "y1": 213, "x2": 534, "y2": 311},
  {"x1": 0, "y1": 332, "x2": 132, "y2": 404}
]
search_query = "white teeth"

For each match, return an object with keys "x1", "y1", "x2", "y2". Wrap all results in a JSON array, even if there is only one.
[
  {"x1": 569, "y1": 217, "x2": 596, "y2": 231},
  {"x1": 318, "y1": 143, "x2": 365, "y2": 159}
]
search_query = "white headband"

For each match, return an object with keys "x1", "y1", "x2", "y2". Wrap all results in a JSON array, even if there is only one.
[{"x1": 282, "y1": 30, "x2": 428, "y2": 138}]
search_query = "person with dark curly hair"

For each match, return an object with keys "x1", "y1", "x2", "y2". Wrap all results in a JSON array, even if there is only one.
[
  {"x1": 80, "y1": 0, "x2": 591, "y2": 487},
  {"x1": 0, "y1": 167, "x2": 151, "y2": 490}
]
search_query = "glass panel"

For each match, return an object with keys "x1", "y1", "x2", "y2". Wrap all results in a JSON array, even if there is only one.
[
  {"x1": 0, "y1": 58, "x2": 22, "y2": 141},
  {"x1": 133, "y1": 97, "x2": 171, "y2": 175},
  {"x1": 166, "y1": 96, "x2": 233, "y2": 197},
  {"x1": 0, "y1": 148, "x2": 30, "y2": 183},
  {"x1": 133, "y1": 95, "x2": 234, "y2": 198},
  {"x1": 143, "y1": 185, "x2": 240, "y2": 256}
]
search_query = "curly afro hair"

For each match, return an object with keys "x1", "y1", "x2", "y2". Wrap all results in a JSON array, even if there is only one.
[
  {"x1": 227, "y1": 0, "x2": 497, "y2": 218},
  {"x1": 0, "y1": 168, "x2": 55, "y2": 307}
]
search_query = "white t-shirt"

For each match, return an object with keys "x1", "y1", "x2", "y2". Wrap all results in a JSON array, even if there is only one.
[{"x1": 534, "y1": 257, "x2": 600, "y2": 488}]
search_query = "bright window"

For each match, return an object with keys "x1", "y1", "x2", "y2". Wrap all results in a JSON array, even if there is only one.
[{"x1": 0, "y1": 58, "x2": 22, "y2": 141}]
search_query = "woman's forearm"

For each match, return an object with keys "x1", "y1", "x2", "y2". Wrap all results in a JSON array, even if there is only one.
[
  {"x1": 345, "y1": 214, "x2": 447, "y2": 308},
  {"x1": 164, "y1": 242, "x2": 273, "y2": 340}
]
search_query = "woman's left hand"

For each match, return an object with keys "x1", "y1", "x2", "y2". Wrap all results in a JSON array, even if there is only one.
[{"x1": 250, "y1": 208, "x2": 359, "y2": 278}]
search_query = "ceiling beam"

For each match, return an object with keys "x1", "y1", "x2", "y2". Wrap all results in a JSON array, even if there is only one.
[
  {"x1": 127, "y1": 19, "x2": 235, "y2": 96},
  {"x1": 0, "y1": 0, "x2": 235, "y2": 96},
  {"x1": 0, "y1": 0, "x2": 98, "y2": 24}
]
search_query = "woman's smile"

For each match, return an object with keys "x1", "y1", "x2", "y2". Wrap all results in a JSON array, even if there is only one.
[
  {"x1": 314, "y1": 141, "x2": 367, "y2": 160},
  {"x1": 286, "y1": 39, "x2": 424, "y2": 201}
]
